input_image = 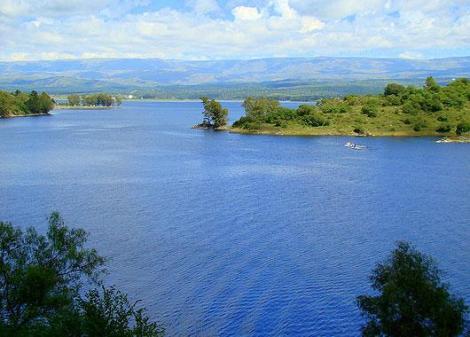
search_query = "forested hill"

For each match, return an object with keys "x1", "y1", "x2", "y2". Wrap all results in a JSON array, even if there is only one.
[{"x1": 0, "y1": 57, "x2": 469, "y2": 97}]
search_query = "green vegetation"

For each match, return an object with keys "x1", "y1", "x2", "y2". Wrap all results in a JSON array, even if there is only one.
[
  {"x1": 0, "y1": 90, "x2": 54, "y2": 118},
  {"x1": 232, "y1": 77, "x2": 470, "y2": 137},
  {"x1": 0, "y1": 213, "x2": 164, "y2": 337},
  {"x1": 66, "y1": 93, "x2": 122, "y2": 107},
  {"x1": 196, "y1": 97, "x2": 228, "y2": 129},
  {"x1": 357, "y1": 241, "x2": 467, "y2": 337}
]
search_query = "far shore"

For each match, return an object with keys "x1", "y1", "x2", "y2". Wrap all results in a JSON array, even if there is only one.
[{"x1": 54, "y1": 105, "x2": 114, "y2": 110}]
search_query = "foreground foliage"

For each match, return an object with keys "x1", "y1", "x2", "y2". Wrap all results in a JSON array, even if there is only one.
[
  {"x1": 232, "y1": 77, "x2": 470, "y2": 136},
  {"x1": 0, "y1": 90, "x2": 54, "y2": 118},
  {"x1": 357, "y1": 241, "x2": 467, "y2": 337},
  {"x1": 0, "y1": 213, "x2": 164, "y2": 337}
]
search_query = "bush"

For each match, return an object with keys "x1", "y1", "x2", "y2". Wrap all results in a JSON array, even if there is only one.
[
  {"x1": 296, "y1": 104, "x2": 316, "y2": 116},
  {"x1": 413, "y1": 119, "x2": 427, "y2": 132},
  {"x1": 436, "y1": 124, "x2": 452, "y2": 133},
  {"x1": 301, "y1": 113, "x2": 329, "y2": 127},
  {"x1": 361, "y1": 104, "x2": 378, "y2": 118},
  {"x1": 354, "y1": 127, "x2": 365, "y2": 134},
  {"x1": 384, "y1": 83, "x2": 405, "y2": 96},
  {"x1": 402, "y1": 102, "x2": 421, "y2": 115},
  {"x1": 456, "y1": 122, "x2": 470, "y2": 135},
  {"x1": 384, "y1": 94, "x2": 401, "y2": 106},
  {"x1": 319, "y1": 99, "x2": 352, "y2": 114}
]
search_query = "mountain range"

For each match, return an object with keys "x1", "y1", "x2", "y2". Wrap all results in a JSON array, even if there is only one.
[{"x1": 1, "y1": 57, "x2": 469, "y2": 98}]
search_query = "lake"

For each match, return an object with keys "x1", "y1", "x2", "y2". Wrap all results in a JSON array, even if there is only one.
[{"x1": 1, "y1": 101, "x2": 469, "y2": 336}]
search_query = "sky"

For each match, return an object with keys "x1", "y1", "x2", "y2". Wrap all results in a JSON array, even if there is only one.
[{"x1": 0, "y1": 0, "x2": 469, "y2": 61}]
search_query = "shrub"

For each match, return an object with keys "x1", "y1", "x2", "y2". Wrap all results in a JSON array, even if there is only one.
[
  {"x1": 436, "y1": 124, "x2": 452, "y2": 133},
  {"x1": 361, "y1": 104, "x2": 378, "y2": 118},
  {"x1": 402, "y1": 102, "x2": 421, "y2": 115},
  {"x1": 413, "y1": 119, "x2": 427, "y2": 132},
  {"x1": 456, "y1": 122, "x2": 470, "y2": 135},
  {"x1": 384, "y1": 83, "x2": 406, "y2": 96},
  {"x1": 301, "y1": 113, "x2": 329, "y2": 127},
  {"x1": 296, "y1": 104, "x2": 316, "y2": 116},
  {"x1": 354, "y1": 127, "x2": 365, "y2": 134}
]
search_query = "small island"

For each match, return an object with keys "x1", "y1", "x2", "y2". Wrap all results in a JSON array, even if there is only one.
[
  {"x1": 0, "y1": 90, "x2": 55, "y2": 118},
  {"x1": 193, "y1": 96, "x2": 228, "y2": 130},
  {"x1": 226, "y1": 77, "x2": 470, "y2": 139},
  {"x1": 54, "y1": 93, "x2": 122, "y2": 109}
]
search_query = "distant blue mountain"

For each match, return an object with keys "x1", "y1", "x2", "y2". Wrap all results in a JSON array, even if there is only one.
[{"x1": 0, "y1": 57, "x2": 469, "y2": 95}]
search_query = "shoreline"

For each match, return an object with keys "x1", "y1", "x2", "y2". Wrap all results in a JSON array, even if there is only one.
[
  {"x1": 227, "y1": 126, "x2": 470, "y2": 141},
  {"x1": 1, "y1": 112, "x2": 51, "y2": 119}
]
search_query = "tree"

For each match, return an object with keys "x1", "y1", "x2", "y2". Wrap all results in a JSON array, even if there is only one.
[
  {"x1": 384, "y1": 83, "x2": 405, "y2": 96},
  {"x1": 200, "y1": 97, "x2": 228, "y2": 128},
  {"x1": 362, "y1": 104, "x2": 379, "y2": 118},
  {"x1": 424, "y1": 76, "x2": 440, "y2": 93},
  {"x1": 0, "y1": 213, "x2": 163, "y2": 337},
  {"x1": 357, "y1": 241, "x2": 467, "y2": 337},
  {"x1": 456, "y1": 122, "x2": 470, "y2": 135},
  {"x1": 38, "y1": 92, "x2": 55, "y2": 113},
  {"x1": 67, "y1": 95, "x2": 81, "y2": 106},
  {"x1": 25, "y1": 90, "x2": 40, "y2": 114},
  {"x1": 24, "y1": 91, "x2": 54, "y2": 115},
  {"x1": 242, "y1": 97, "x2": 280, "y2": 120}
]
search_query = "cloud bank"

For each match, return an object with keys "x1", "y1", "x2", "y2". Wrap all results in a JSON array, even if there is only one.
[{"x1": 0, "y1": 0, "x2": 469, "y2": 61}]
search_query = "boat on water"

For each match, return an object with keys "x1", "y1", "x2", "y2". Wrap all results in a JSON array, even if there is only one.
[{"x1": 345, "y1": 142, "x2": 366, "y2": 150}]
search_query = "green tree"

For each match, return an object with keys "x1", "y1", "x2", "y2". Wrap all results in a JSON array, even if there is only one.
[
  {"x1": 67, "y1": 95, "x2": 81, "y2": 106},
  {"x1": 25, "y1": 90, "x2": 41, "y2": 114},
  {"x1": 0, "y1": 213, "x2": 163, "y2": 337},
  {"x1": 357, "y1": 241, "x2": 467, "y2": 337},
  {"x1": 456, "y1": 122, "x2": 470, "y2": 135},
  {"x1": 24, "y1": 91, "x2": 54, "y2": 115},
  {"x1": 200, "y1": 97, "x2": 228, "y2": 128},
  {"x1": 361, "y1": 104, "x2": 379, "y2": 118},
  {"x1": 424, "y1": 76, "x2": 440, "y2": 93},
  {"x1": 384, "y1": 83, "x2": 405, "y2": 96},
  {"x1": 0, "y1": 91, "x2": 22, "y2": 117},
  {"x1": 242, "y1": 97, "x2": 280, "y2": 120}
]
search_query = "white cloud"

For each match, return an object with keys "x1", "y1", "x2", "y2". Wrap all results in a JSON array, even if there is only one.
[
  {"x1": 0, "y1": 0, "x2": 469, "y2": 61},
  {"x1": 399, "y1": 51, "x2": 425, "y2": 59},
  {"x1": 232, "y1": 6, "x2": 262, "y2": 21}
]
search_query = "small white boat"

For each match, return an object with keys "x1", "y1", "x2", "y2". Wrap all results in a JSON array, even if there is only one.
[{"x1": 345, "y1": 142, "x2": 366, "y2": 150}]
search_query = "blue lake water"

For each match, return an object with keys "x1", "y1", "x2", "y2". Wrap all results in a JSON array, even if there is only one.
[{"x1": 1, "y1": 101, "x2": 470, "y2": 336}]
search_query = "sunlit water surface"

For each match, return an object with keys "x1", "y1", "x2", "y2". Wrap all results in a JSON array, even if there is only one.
[{"x1": 1, "y1": 101, "x2": 469, "y2": 336}]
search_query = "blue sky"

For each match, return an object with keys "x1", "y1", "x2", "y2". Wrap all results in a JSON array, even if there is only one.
[{"x1": 0, "y1": 0, "x2": 469, "y2": 61}]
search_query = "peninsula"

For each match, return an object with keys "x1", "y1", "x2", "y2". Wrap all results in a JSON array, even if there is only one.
[{"x1": 229, "y1": 77, "x2": 470, "y2": 138}]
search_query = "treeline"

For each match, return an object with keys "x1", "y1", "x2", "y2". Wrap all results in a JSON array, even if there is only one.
[
  {"x1": 1, "y1": 215, "x2": 468, "y2": 336},
  {"x1": 0, "y1": 90, "x2": 54, "y2": 118},
  {"x1": 230, "y1": 77, "x2": 470, "y2": 136},
  {"x1": 67, "y1": 93, "x2": 122, "y2": 107}
]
